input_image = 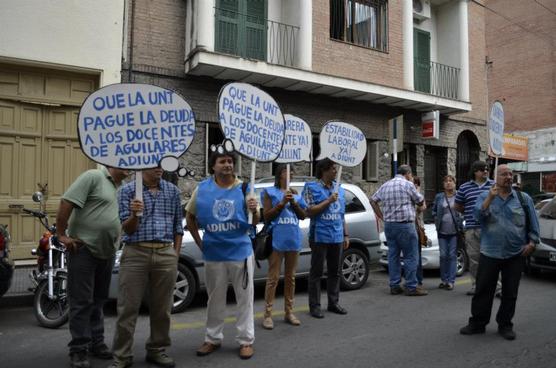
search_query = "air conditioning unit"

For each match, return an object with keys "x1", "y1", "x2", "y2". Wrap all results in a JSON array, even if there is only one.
[{"x1": 413, "y1": 0, "x2": 431, "y2": 22}]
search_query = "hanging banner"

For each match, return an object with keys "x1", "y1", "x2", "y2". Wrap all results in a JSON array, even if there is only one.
[
  {"x1": 488, "y1": 101, "x2": 505, "y2": 156},
  {"x1": 217, "y1": 82, "x2": 285, "y2": 162},
  {"x1": 77, "y1": 83, "x2": 196, "y2": 171},
  {"x1": 316, "y1": 121, "x2": 367, "y2": 167},
  {"x1": 275, "y1": 114, "x2": 312, "y2": 163}
]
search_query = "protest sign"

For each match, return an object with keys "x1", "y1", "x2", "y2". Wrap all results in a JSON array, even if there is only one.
[
  {"x1": 488, "y1": 101, "x2": 505, "y2": 180},
  {"x1": 218, "y1": 82, "x2": 285, "y2": 162},
  {"x1": 217, "y1": 82, "x2": 286, "y2": 222},
  {"x1": 78, "y1": 83, "x2": 196, "y2": 171},
  {"x1": 276, "y1": 114, "x2": 312, "y2": 188},
  {"x1": 316, "y1": 121, "x2": 367, "y2": 192},
  {"x1": 78, "y1": 83, "x2": 196, "y2": 215}
]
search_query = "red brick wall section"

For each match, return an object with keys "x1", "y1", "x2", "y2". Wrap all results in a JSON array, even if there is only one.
[
  {"x1": 311, "y1": 0, "x2": 404, "y2": 89},
  {"x1": 485, "y1": 0, "x2": 556, "y2": 132},
  {"x1": 125, "y1": 0, "x2": 186, "y2": 77}
]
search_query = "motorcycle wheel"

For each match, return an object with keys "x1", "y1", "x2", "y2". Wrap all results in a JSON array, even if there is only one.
[{"x1": 33, "y1": 272, "x2": 69, "y2": 329}]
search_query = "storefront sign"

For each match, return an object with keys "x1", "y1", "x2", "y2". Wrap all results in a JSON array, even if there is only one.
[
  {"x1": 501, "y1": 134, "x2": 528, "y2": 161},
  {"x1": 421, "y1": 111, "x2": 439, "y2": 139}
]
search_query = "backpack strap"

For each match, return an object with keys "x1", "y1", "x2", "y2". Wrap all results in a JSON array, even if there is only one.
[{"x1": 515, "y1": 190, "x2": 530, "y2": 241}]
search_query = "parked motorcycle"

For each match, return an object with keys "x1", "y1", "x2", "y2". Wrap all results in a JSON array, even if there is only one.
[
  {"x1": 0, "y1": 223, "x2": 14, "y2": 298},
  {"x1": 25, "y1": 192, "x2": 69, "y2": 328}
]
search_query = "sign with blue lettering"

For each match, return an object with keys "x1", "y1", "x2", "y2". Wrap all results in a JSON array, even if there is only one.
[
  {"x1": 77, "y1": 83, "x2": 196, "y2": 170},
  {"x1": 316, "y1": 121, "x2": 367, "y2": 167},
  {"x1": 489, "y1": 101, "x2": 505, "y2": 156},
  {"x1": 217, "y1": 82, "x2": 285, "y2": 162},
  {"x1": 275, "y1": 114, "x2": 312, "y2": 163}
]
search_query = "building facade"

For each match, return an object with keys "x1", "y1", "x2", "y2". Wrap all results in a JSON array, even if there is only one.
[
  {"x1": 125, "y1": 0, "x2": 489, "y2": 203},
  {"x1": 485, "y1": 0, "x2": 556, "y2": 194},
  {"x1": 0, "y1": 1, "x2": 125, "y2": 259}
]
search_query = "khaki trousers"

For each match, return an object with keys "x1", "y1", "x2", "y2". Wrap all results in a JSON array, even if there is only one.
[
  {"x1": 264, "y1": 250, "x2": 299, "y2": 317},
  {"x1": 112, "y1": 243, "x2": 178, "y2": 362}
]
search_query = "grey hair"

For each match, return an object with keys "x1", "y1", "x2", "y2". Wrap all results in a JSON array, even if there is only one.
[{"x1": 397, "y1": 164, "x2": 412, "y2": 176}]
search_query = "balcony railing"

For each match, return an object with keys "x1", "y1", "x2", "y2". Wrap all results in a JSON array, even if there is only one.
[
  {"x1": 214, "y1": 7, "x2": 299, "y2": 67},
  {"x1": 414, "y1": 58, "x2": 460, "y2": 99}
]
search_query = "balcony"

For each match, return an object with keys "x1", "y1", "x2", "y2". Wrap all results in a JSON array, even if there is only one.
[
  {"x1": 214, "y1": 7, "x2": 299, "y2": 68},
  {"x1": 414, "y1": 58, "x2": 460, "y2": 100}
]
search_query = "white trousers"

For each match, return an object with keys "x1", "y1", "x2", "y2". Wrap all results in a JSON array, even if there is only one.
[{"x1": 204, "y1": 255, "x2": 255, "y2": 346}]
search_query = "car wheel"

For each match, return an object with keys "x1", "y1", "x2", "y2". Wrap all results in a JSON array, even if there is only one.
[
  {"x1": 456, "y1": 248, "x2": 467, "y2": 277},
  {"x1": 171, "y1": 263, "x2": 197, "y2": 314},
  {"x1": 340, "y1": 248, "x2": 369, "y2": 290}
]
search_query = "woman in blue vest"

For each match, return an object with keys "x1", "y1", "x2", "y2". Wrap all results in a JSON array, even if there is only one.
[
  {"x1": 302, "y1": 158, "x2": 349, "y2": 319},
  {"x1": 432, "y1": 175, "x2": 463, "y2": 290},
  {"x1": 185, "y1": 151, "x2": 259, "y2": 360},
  {"x1": 261, "y1": 164, "x2": 307, "y2": 330}
]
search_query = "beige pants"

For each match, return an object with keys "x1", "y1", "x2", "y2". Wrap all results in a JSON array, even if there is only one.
[
  {"x1": 112, "y1": 244, "x2": 178, "y2": 362},
  {"x1": 264, "y1": 250, "x2": 299, "y2": 317}
]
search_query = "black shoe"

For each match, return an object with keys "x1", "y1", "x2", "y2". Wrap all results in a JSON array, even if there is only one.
[
  {"x1": 498, "y1": 327, "x2": 516, "y2": 340},
  {"x1": 310, "y1": 308, "x2": 324, "y2": 319},
  {"x1": 90, "y1": 343, "x2": 112, "y2": 360},
  {"x1": 70, "y1": 351, "x2": 91, "y2": 368},
  {"x1": 327, "y1": 304, "x2": 347, "y2": 315},
  {"x1": 459, "y1": 324, "x2": 486, "y2": 335},
  {"x1": 390, "y1": 286, "x2": 404, "y2": 295}
]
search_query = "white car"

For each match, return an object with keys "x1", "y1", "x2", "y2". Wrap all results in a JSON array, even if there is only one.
[{"x1": 379, "y1": 222, "x2": 468, "y2": 277}]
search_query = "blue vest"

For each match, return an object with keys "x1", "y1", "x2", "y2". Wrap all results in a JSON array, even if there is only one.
[
  {"x1": 303, "y1": 181, "x2": 345, "y2": 244},
  {"x1": 196, "y1": 178, "x2": 253, "y2": 261},
  {"x1": 261, "y1": 187, "x2": 306, "y2": 252}
]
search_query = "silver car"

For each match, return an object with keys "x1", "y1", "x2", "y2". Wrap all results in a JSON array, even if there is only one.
[
  {"x1": 109, "y1": 180, "x2": 381, "y2": 313},
  {"x1": 379, "y1": 221, "x2": 468, "y2": 277}
]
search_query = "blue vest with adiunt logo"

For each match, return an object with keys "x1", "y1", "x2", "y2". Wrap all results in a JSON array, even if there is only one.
[
  {"x1": 196, "y1": 178, "x2": 252, "y2": 261},
  {"x1": 261, "y1": 186, "x2": 307, "y2": 252},
  {"x1": 303, "y1": 181, "x2": 345, "y2": 244}
]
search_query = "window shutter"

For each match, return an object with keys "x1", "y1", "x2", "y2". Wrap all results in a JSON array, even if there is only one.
[
  {"x1": 215, "y1": 0, "x2": 240, "y2": 55},
  {"x1": 243, "y1": 0, "x2": 267, "y2": 60}
]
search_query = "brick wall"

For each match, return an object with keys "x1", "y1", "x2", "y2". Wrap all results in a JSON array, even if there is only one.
[
  {"x1": 311, "y1": 0, "x2": 404, "y2": 89},
  {"x1": 485, "y1": 0, "x2": 555, "y2": 132},
  {"x1": 124, "y1": 0, "x2": 186, "y2": 78}
]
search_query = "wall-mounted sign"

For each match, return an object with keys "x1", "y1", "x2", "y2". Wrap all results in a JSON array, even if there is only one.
[
  {"x1": 502, "y1": 134, "x2": 528, "y2": 161},
  {"x1": 421, "y1": 111, "x2": 439, "y2": 139}
]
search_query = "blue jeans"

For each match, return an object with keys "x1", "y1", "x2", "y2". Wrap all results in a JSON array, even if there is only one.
[
  {"x1": 384, "y1": 222, "x2": 419, "y2": 290},
  {"x1": 438, "y1": 234, "x2": 457, "y2": 284}
]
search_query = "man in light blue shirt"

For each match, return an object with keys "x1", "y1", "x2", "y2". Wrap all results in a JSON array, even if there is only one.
[{"x1": 460, "y1": 165, "x2": 539, "y2": 341}]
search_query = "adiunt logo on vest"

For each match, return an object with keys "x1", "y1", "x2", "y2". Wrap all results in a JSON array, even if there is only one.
[
  {"x1": 277, "y1": 217, "x2": 298, "y2": 225},
  {"x1": 206, "y1": 221, "x2": 240, "y2": 232},
  {"x1": 321, "y1": 201, "x2": 341, "y2": 221},
  {"x1": 212, "y1": 199, "x2": 235, "y2": 221}
]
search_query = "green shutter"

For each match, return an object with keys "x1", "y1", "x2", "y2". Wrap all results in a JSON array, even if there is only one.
[
  {"x1": 414, "y1": 28, "x2": 431, "y2": 93},
  {"x1": 243, "y1": 0, "x2": 266, "y2": 60},
  {"x1": 215, "y1": 0, "x2": 266, "y2": 61},
  {"x1": 215, "y1": 0, "x2": 240, "y2": 55}
]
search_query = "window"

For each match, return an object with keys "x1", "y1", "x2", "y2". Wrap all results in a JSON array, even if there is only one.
[
  {"x1": 330, "y1": 0, "x2": 388, "y2": 52},
  {"x1": 345, "y1": 189, "x2": 366, "y2": 213},
  {"x1": 205, "y1": 123, "x2": 241, "y2": 176}
]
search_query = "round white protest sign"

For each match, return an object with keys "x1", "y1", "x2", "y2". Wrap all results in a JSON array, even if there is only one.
[
  {"x1": 275, "y1": 114, "x2": 312, "y2": 163},
  {"x1": 489, "y1": 101, "x2": 505, "y2": 156},
  {"x1": 217, "y1": 82, "x2": 285, "y2": 162},
  {"x1": 316, "y1": 121, "x2": 367, "y2": 167},
  {"x1": 78, "y1": 83, "x2": 196, "y2": 170}
]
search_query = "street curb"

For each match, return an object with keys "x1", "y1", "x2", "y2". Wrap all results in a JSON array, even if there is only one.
[{"x1": 0, "y1": 293, "x2": 33, "y2": 308}]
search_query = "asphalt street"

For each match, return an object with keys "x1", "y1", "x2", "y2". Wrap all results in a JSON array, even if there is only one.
[{"x1": 1, "y1": 269, "x2": 555, "y2": 368}]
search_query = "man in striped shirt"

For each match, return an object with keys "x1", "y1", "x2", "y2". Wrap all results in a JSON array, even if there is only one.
[{"x1": 455, "y1": 160, "x2": 494, "y2": 295}]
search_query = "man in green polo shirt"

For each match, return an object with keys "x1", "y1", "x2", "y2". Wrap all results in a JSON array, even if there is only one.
[{"x1": 56, "y1": 166, "x2": 129, "y2": 368}]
